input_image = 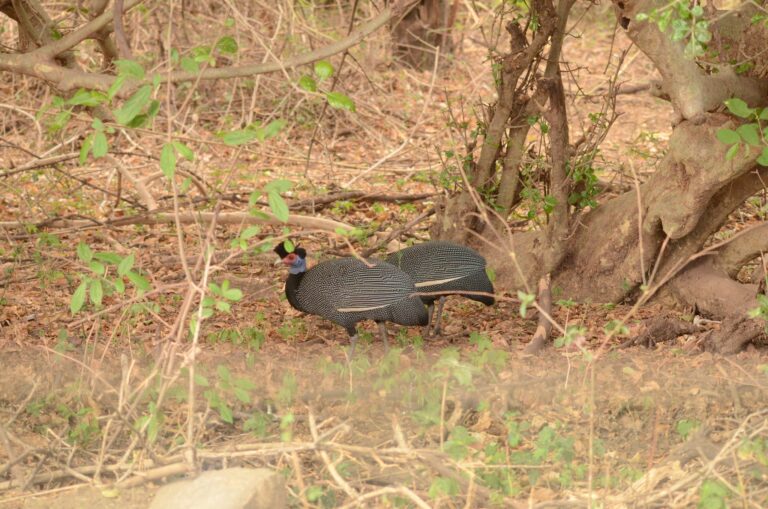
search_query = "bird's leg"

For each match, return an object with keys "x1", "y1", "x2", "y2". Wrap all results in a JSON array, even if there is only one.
[
  {"x1": 377, "y1": 322, "x2": 389, "y2": 352},
  {"x1": 347, "y1": 334, "x2": 359, "y2": 359},
  {"x1": 423, "y1": 302, "x2": 435, "y2": 337},
  {"x1": 433, "y1": 296, "x2": 446, "y2": 336}
]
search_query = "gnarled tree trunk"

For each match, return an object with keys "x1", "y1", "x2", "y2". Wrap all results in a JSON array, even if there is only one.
[{"x1": 434, "y1": 0, "x2": 768, "y2": 351}]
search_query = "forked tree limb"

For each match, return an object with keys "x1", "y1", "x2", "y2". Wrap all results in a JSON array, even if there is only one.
[{"x1": 0, "y1": 1, "x2": 419, "y2": 93}]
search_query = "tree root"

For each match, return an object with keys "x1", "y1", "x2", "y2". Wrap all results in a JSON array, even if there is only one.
[
  {"x1": 619, "y1": 316, "x2": 699, "y2": 349},
  {"x1": 703, "y1": 316, "x2": 767, "y2": 355}
]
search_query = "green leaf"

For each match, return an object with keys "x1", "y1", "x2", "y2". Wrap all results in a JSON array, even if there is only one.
[
  {"x1": 180, "y1": 56, "x2": 199, "y2": 73},
  {"x1": 126, "y1": 270, "x2": 151, "y2": 291},
  {"x1": 758, "y1": 108, "x2": 768, "y2": 121},
  {"x1": 725, "y1": 143, "x2": 740, "y2": 160},
  {"x1": 217, "y1": 364, "x2": 232, "y2": 382},
  {"x1": 113, "y1": 277, "x2": 125, "y2": 294},
  {"x1": 724, "y1": 98, "x2": 754, "y2": 118},
  {"x1": 172, "y1": 140, "x2": 194, "y2": 161},
  {"x1": 115, "y1": 60, "x2": 145, "y2": 79},
  {"x1": 325, "y1": 91, "x2": 356, "y2": 112},
  {"x1": 298, "y1": 75, "x2": 317, "y2": 92},
  {"x1": 268, "y1": 191, "x2": 290, "y2": 222},
  {"x1": 757, "y1": 146, "x2": 768, "y2": 166},
  {"x1": 215, "y1": 36, "x2": 238, "y2": 55},
  {"x1": 262, "y1": 119, "x2": 286, "y2": 140},
  {"x1": 92, "y1": 131, "x2": 108, "y2": 158},
  {"x1": 79, "y1": 134, "x2": 93, "y2": 164},
  {"x1": 118, "y1": 253, "x2": 135, "y2": 276},
  {"x1": 240, "y1": 225, "x2": 261, "y2": 240},
  {"x1": 68, "y1": 89, "x2": 106, "y2": 107},
  {"x1": 77, "y1": 242, "x2": 93, "y2": 262},
  {"x1": 305, "y1": 486, "x2": 324, "y2": 502},
  {"x1": 284, "y1": 239, "x2": 295, "y2": 253},
  {"x1": 223, "y1": 288, "x2": 243, "y2": 301},
  {"x1": 160, "y1": 143, "x2": 176, "y2": 179},
  {"x1": 70, "y1": 281, "x2": 88, "y2": 314},
  {"x1": 233, "y1": 387, "x2": 251, "y2": 403},
  {"x1": 314, "y1": 60, "x2": 334, "y2": 79},
  {"x1": 428, "y1": 477, "x2": 460, "y2": 498},
  {"x1": 93, "y1": 252, "x2": 122, "y2": 264},
  {"x1": 90, "y1": 279, "x2": 104, "y2": 306},
  {"x1": 715, "y1": 128, "x2": 740, "y2": 145},
  {"x1": 194, "y1": 373, "x2": 210, "y2": 386},
  {"x1": 263, "y1": 179, "x2": 292, "y2": 194},
  {"x1": 219, "y1": 129, "x2": 257, "y2": 146},
  {"x1": 218, "y1": 404, "x2": 234, "y2": 424},
  {"x1": 107, "y1": 75, "x2": 127, "y2": 101},
  {"x1": 114, "y1": 85, "x2": 152, "y2": 125},
  {"x1": 736, "y1": 124, "x2": 761, "y2": 146},
  {"x1": 88, "y1": 260, "x2": 106, "y2": 275}
]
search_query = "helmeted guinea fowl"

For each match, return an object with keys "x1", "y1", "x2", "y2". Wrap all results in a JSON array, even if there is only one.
[
  {"x1": 385, "y1": 241, "x2": 495, "y2": 336},
  {"x1": 274, "y1": 242, "x2": 428, "y2": 355}
]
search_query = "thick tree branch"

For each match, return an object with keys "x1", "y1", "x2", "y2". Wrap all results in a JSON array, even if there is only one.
[
  {"x1": 615, "y1": 0, "x2": 768, "y2": 120},
  {"x1": 0, "y1": 1, "x2": 415, "y2": 93},
  {"x1": 714, "y1": 223, "x2": 768, "y2": 278},
  {"x1": 0, "y1": 211, "x2": 352, "y2": 233}
]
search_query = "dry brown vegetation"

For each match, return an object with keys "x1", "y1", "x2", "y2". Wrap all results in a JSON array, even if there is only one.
[{"x1": 1, "y1": 0, "x2": 768, "y2": 507}]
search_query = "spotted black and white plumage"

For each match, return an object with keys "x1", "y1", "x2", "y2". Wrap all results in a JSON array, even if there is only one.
[
  {"x1": 385, "y1": 241, "x2": 495, "y2": 335},
  {"x1": 274, "y1": 242, "x2": 428, "y2": 354}
]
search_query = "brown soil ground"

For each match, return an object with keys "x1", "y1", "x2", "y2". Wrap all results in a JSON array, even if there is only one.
[{"x1": 1, "y1": 3, "x2": 767, "y2": 508}]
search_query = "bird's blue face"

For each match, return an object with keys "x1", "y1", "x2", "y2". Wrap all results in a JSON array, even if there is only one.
[{"x1": 282, "y1": 252, "x2": 307, "y2": 274}]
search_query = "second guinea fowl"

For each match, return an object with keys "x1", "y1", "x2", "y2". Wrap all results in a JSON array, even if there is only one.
[
  {"x1": 274, "y1": 242, "x2": 428, "y2": 354},
  {"x1": 386, "y1": 241, "x2": 495, "y2": 335}
]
